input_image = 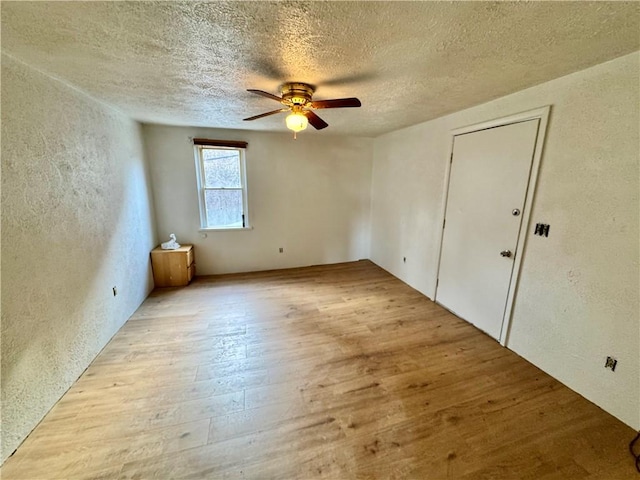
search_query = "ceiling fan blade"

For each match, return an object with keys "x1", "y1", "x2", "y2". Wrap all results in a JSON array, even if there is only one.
[
  {"x1": 243, "y1": 109, "x2": 287, "y2": 121},
  {"x1": 247, "y1": 89, "x2": 283, "y2": 102},
  {"x1": 310, "y1": 98, "x2": 361, "y2": 109},
  {"x1": 304, "y1": 110, "x2": 329, "y2": 130}
]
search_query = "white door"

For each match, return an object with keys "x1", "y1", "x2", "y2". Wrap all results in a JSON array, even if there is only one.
[{"x1": 436, "y1": 119, "x2": 539, "y2": 340}]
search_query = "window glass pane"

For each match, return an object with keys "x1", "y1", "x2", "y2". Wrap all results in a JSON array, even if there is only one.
[
  {"x1": 202, "y1": 149, "x2": 241, "y2": 188},
  {"x1": 204, "y1": 189, "x2": 243, "y2": 228}
]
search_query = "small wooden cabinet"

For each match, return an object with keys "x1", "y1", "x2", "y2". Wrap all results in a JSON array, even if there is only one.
[{"x1": 150, "y1": 245, "x2": 195, "y2": 287}]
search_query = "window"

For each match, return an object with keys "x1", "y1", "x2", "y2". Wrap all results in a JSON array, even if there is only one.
[{"x1": 194, "y1": 139, "x2": 249, "y2": 230}]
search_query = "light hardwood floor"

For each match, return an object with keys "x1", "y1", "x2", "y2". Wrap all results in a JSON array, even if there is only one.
[{"x1": 2, "y1": 261, "x2": 635, "y2": 479}]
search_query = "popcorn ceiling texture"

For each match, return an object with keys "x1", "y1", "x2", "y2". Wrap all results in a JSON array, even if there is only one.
[
  {"x1": 1, "y1": 54, "x2": 157, "y2": 462},
  {"x1": 1, "y1": 1, "x2": 638, "y2": 137}
]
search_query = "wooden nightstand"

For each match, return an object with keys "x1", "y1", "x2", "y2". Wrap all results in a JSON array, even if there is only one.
[{"x1": 150, "y1": 245, "x2": 195, "y2": 287}]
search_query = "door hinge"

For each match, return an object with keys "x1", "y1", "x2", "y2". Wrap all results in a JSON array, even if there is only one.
[
  {"x1": 443, "y1": 218, "x2": 446, "y2": 229},
  {"x1": 450, "y1": 152, "x2": 453, "y2": 163},
  {"x1": 436, "y1": 278, "x2": 439, "y2": 288}
]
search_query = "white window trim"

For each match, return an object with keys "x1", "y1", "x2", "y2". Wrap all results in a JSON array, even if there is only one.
[{"x1": 194, "y1": 145, "x2": 251, "y2": 231}]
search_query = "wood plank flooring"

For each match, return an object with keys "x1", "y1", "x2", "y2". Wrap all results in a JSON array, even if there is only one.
[{"x1": 2, "y1": 260, "x2": 635, "y2": 479}]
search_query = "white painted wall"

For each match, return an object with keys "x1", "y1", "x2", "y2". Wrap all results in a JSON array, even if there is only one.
[
  {"x1": 370, "y1": 52, "x2": 640, "y2": 429},
  {"x1": 1, "y1": 54, "x2": 157, "y2": 462},
  {"x1": 143, "y1": 125, "x2": 373, "y2": 274}
]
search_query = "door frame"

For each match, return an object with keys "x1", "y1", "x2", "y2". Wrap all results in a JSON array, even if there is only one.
[{"x1": 433, "y1": 106, "x2": 551, "y2": 346}]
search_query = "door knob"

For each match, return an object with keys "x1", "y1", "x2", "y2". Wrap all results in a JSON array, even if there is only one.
[{"x1": 500, "y1": 250, "x2": 512, "y2": 258}]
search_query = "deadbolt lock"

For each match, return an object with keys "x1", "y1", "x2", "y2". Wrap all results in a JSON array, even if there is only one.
[
  {"x1": 500, "y1": 250, "x2": 513, "y2": 258},
  {"x1": 512, "y1": 209, "x2": 521, "y2": 216}
]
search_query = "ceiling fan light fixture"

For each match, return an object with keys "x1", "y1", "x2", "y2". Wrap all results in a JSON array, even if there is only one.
[
  {"x1": 285, "y1": 111, "x2": 308, "y2": 132},
  {"x1": 245, "y1": 82, "x2": 360, "y2": 135}
]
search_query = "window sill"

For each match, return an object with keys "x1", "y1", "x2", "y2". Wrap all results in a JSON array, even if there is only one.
[{"x1": 199, "y1": 226, "x2": 253, "y2": 232}]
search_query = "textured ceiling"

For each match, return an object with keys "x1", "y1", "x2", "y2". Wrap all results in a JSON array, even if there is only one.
[{"x1": 2, "y1": 1, "x2": 639, "y2": 137}]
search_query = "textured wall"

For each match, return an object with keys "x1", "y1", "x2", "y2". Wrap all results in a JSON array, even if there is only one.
[
  {"x1": 371, "y1": 52, "x2": 640, "y2": 429},
  {"x1": 143, "y1": 125, "x2": 372, "y2": 274},
  {"x1": 1, "y1": 54, "x2": 157, "y2": 462}
]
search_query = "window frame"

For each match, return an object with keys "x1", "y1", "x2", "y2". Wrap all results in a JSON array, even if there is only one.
[{"x1": 194, "y1": 144, "x2": 251, "y2": 231}]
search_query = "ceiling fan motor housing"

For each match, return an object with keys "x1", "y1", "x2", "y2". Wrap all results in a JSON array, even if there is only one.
[{"x1": 281, "y1": 82, "x2": 315, "y2": 105}]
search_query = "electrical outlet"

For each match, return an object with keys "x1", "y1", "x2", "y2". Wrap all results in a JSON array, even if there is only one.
[
  {"x1": 279, "y1": 247, "x2": 284, "y2": 253},
  {"x1": 112, "y1": 286, "x2": 118, "y2": 297},
  {"x1": 604, "y1": 356, "x2": 617, "y2": 371}
]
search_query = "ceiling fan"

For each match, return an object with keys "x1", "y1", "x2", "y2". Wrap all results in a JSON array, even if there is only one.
[{"x1": 243, "y1": 82, "x2": 361, "y2": 136}]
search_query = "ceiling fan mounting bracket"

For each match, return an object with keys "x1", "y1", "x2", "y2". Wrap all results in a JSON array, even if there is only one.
[{"x1": 281, "y1": 82, "x2": 315, "y2": 106}]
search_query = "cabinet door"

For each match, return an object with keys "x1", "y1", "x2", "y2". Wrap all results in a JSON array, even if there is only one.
[{"x1": 151, "y1": 247, "x2": 192, "y2": 287}]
